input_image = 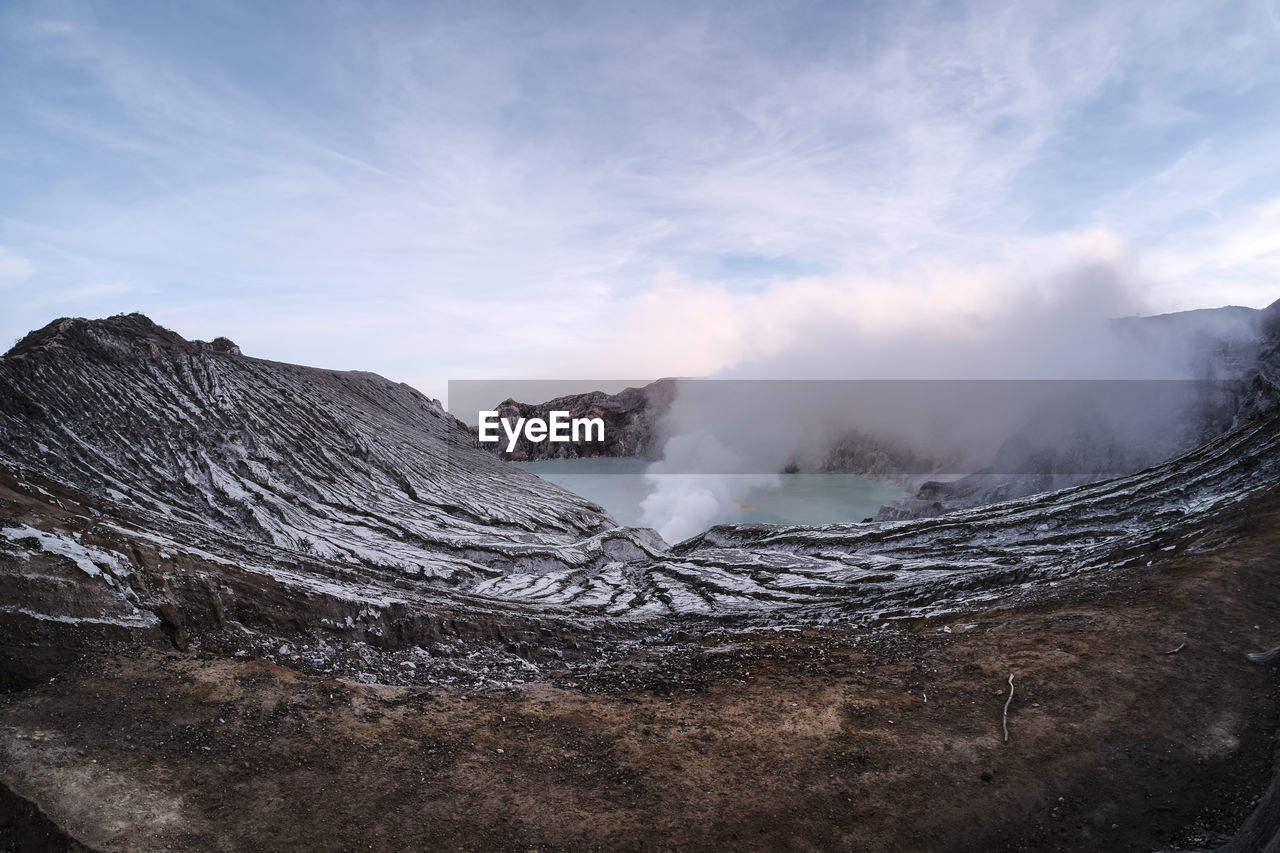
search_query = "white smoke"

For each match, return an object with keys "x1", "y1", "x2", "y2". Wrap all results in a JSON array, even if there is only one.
[
  {"x1": 639, "y1": 432, "x2": 779, "y2": 542},
  {"x1": 637, "y1": 256, "x2": 1264, "y2": 543}
]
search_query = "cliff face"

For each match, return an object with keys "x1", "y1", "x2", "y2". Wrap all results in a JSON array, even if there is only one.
[{"x1": 479, "y1": 379, "x2": 677, "y2": 461}]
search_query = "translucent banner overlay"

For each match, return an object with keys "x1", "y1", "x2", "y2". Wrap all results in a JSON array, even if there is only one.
[{"x1": 447, "y1": 379, "x2": 1244, "y2": 478}]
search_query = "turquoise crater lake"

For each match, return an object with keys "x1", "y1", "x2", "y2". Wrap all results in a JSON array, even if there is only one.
[{"x1": 516, "y1": 457, "x2": 905, "y2": 533}]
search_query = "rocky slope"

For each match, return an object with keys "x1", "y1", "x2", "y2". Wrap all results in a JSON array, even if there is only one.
[
  {"x1": 0, "y1": 315, "x2": 675, "y2": 689},
  {"x1": 3, "y1": 312, "x2": 1280, "y2": 851},
  {"x1": 3, "y1": 313, "x2": 1280, "y2": 677},
  {"x1": 3, "y1": 488, "x2": 1279, "y2": 852},
  {"x1": 0, "y1": 314, "x2": 653, "y2": 567}
]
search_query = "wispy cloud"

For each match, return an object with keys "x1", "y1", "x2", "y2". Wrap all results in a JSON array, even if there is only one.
[{"x1": 2, "y1": 0, "x2": 1278, "y2": 394}]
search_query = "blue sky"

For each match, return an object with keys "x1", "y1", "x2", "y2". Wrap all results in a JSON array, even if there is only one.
[{"x1": 3, "y1": 0, "x2": 1280, "y2": 397}]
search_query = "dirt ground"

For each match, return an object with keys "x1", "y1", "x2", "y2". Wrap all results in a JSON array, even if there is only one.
[{"x1": 3, "y1": 500, "x2": 1279, "y2": 852}]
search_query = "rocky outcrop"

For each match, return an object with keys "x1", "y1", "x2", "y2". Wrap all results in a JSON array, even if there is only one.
[{"x1": 479, "y1": 379, "x2": 677, "y2": 461}]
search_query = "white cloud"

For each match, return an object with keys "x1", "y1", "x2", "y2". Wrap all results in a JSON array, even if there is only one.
[
  {"x1": 571, "y1": 229, "x2": 1141, "y2": 379},
  {"x1": 1, "y1": 0, "x2": 1278, "y2": 389}
]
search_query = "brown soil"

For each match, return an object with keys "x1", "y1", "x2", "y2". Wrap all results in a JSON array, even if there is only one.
[{"x1": 3, "y1": 502, "x2": 1279, "y2": 852}]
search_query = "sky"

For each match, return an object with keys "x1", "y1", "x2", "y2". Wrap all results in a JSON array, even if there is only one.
[{"x1": 3, "y1": 0, "x2": 1280, "y2": 400}]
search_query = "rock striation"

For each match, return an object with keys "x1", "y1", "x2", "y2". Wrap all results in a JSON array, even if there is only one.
[
  {"x1": 1, "y1": 313, "x2": 619, "y2": 556},
  {"x1": 0, "y1": 313, "x2": 670, "y2": 686},
  {"x1": 4, "y1": 311, "x2": 1280, "y2": 851},
  {"x1": 2, "y1": 312, "x2": 1280, "y2": 689},
  {"x1": 7, "y1": 308, "x2": 1280, "y2": 850}
]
